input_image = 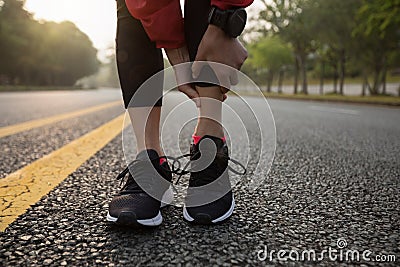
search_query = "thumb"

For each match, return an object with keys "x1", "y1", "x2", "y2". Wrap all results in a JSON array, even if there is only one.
[
  {"x1": 230, "y1": 70, "x2": 239, "y2": 86},
  {"x1": 192, "y1": 48, "x2": 207, "y2": 79},
  {"x1": 178, "y1": 85, "x2": 201, "y2": 107},
  {"x1": 191, "y1": 61, "x2": 205, "y2": 79},
  {"x1": 210, "y1": 64, "x2": 231, "y2": 91}
]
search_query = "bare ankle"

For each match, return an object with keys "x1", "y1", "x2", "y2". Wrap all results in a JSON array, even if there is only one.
[
  {"x1": 136, "y1": 145, "x2": 163, "y2": 157},
  {"x1": 194, "y1": 118, "x2": 224, "y2": 138}
]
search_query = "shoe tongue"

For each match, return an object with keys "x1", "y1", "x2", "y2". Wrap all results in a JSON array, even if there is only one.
[
  {"x1": 198, "y1": 135, "x2": 225, "y2": 148},
  {"x1": 136, "y1": 149, "x2": 160, "y2": 161}
]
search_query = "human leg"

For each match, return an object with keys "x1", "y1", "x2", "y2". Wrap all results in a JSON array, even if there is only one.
[
  {"x1": 107, "y1": 0, "x2": 171, "y2": 227},
  {"x1": 116, "y1": 0, "x2": 164, "y2": 154},
  {"x1": 182, "y1": 0, "x2": 236, "y2": 224},
  {"x1": 184, "y1": 0, "x2": 225, "y2": 139}
]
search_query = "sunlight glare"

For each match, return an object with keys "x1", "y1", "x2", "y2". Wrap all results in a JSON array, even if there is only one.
[{"x1": 24, "y1": 0, "x2": 117, "y2": 52}]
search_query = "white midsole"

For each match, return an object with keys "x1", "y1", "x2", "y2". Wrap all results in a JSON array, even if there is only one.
[
  {"x1": 183, "y1": 196, "x2": 235, "y2": 223},
  {"x1": 161, "y1": 187, "x2": 174, "y2": 208},
  {"x1": 106, "y1": 187, "x2": 173, "y2": 226},
  {"x1": 107, "y1": 211, "x2": 163, "y2": 226}
]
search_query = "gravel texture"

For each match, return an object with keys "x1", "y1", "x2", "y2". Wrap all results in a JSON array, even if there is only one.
[
  {"x1": 0, "y1": 106, "x2": 124, "y2": 178},
  {"x1": 0, "y1": 92, "x2": 399, "y2": 266}
]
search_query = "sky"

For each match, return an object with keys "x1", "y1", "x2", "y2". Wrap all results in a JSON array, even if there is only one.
[
  {"x1": 24, "y1": 0, "x2": 117, "y2": 60},
  {"x1": 24, "y1": 0, "x2": 263, "y2": 61}
]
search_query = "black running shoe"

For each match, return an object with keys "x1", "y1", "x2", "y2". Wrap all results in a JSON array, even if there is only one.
[
  {"x1": 107, "y1": 149, "x2": 173, "y2": 227},
  {"x1": 180, "y1": 135, "x2": 246, "y2": 224}
]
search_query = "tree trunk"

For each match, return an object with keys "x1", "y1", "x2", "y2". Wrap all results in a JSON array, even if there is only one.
[
  {"x1": 22, "y1": 67, "x2": 30, "y2": 85},
  {"x1": 370, "y1": 69, "x2": 381, "y2": 95},
  {"x1": 294, "y1": 55, "x2": 300, "y2": 94},
  {"x1": 339, "y1": 50, "x2": 346, "y2": 95},
  {"x1": 369, "y1": 54, "x2": 386, "y2": 95},
  {"x1": 300, "y1": 54, "x2": 308, "y2": 95},
  {"x1": 302, "y1": 63, "x2": 308, "y2": 95},
  {"x1": 362, "y1": 74, "x2": 368, "y2": 96},
  {"x1": 319, "y1": 60, "x2": 325, "y2": 95},
  {"x1": 333, "y1": 63, "x2": 338, "y2": 94},
  {"x1": 381, "y1": 56, "x2": 387, "y2": 95},
  {"x1": 278, "y1": 69, "x2": 284, "y2": 94},
  {"x1": 12, "y1": 75, "x2": 18, "y2": 86},
  {"x1": 267, "y1": 70, "x2": 274, "y2": 93}
]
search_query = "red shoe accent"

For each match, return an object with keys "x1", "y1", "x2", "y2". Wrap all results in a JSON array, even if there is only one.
[
  {"x1": 159, "y1": 158, "x2": 167, "y2": 165},
  {"x1": 192, "y1": 135, "x2": 226, "y2": 145}
]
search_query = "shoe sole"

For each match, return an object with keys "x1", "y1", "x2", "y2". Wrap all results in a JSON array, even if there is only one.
[
  {"x1": 106, "y1": 187, "x2": 173, "y2": 227},
  {"x1": 160, "y1": 186, "x2": 174, "y2": 208},
  {"x1": 182, "y1": 196, "x2": 235, "y2": 224},
  {"x1": 107, "y1": 211, "x2": 163, "y2": 227}
]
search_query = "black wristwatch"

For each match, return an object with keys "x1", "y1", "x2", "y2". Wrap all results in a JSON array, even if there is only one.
[{"x1": 208, "y1": 6, "x2": 247, "y2": 38}]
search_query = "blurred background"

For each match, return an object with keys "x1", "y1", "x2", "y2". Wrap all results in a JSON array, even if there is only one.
[
  {"x1": 1, "y1": 3, "x2": 399, "y2": 263},
  {"x1": 0, "y1": 0, "x2": 399, "y2": 96}
]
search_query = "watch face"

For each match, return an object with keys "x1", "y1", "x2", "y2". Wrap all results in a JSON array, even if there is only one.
[{"x1": 227, "y1": 9, "x2": 247, "y2": 38}]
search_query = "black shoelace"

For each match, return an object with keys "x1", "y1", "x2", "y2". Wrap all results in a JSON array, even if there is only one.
[
  {"x1": 116, "y1": 156, "x2": 177, "y2": 194},
  {"x1": 171, "y1": 151, "x2": 247, "y2": 185},
  {"x1": 116, "y1": 153, "x2": 246, "y2": 193}
]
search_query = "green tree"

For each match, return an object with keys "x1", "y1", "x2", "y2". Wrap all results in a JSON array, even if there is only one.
[
  {"x1": 353, "y1": 0, "x2": 400, "y2": 95},
  {"x1": 357, "y1": 0, "x2": 400, "y2": 38},
  {"x1": 0, "y1": 0, "x2": 32, "y2": 84},
  {"x1": 309, "y1": 0, "x2": 362, "y2": 95},
  {"x1": 246, "y1": 36, "x2": 293, "y2": 92},
  {"x1": 38, "y1": 21, "x2": 99, "y2": 85},
  {"x1": 0, "y1": 0, "x2": 99, "y2": 86},
  {"x1": 257, "y1": 0, "x2": 315, "y2": 94}
]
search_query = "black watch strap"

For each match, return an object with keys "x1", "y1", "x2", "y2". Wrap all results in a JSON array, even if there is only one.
[
  {"x1": 208, "y1": 7, "x2": 230, "y2": 30},
  {"x1": 208, "y1": 6, "x2": 246, "y2": 38}
]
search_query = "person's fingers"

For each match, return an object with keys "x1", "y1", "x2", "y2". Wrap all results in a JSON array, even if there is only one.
[
  {"x1": 193, "y1": 97, "x2": 201, "y2": 107},
  {"x1": 219, "y1": 75, "x2": 230, "y2": 92},
  {"x1": 191, "y1": 60, "x2": 207, "y2": 79},
  {"x1": 230, "y1": 70, "x2": 239, "y2": 86},
  {"x1": 178, "y1": 85, "x2": 201, "y2": 107},
  {"x1": 237, "y1": 39, "x2": 248, "y2": 62},
  {"x1": 173, "y1": 64, "x2": 192, "y2": 85},
  {"x1": 211, "y1": 64, "x2": 231, "y2": 91},
  {"x1": 222, "y1": 94, "x2": 227, "y2": 102}
]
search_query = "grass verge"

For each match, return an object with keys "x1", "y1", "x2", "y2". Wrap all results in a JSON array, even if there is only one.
[{"x1": 236, "y1": 91, "x2": 400, "y2": 106}]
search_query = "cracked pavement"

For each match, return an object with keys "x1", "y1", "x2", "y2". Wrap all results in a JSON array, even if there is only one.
[{"x1": 0, "y1": 89, "x2": 399, "y2": 266}]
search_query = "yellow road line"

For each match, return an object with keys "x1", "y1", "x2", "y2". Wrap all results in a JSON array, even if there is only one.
[
  {"x1": 0, "y1": 101, "x2": 122, "y2": 139},
  {"x1": 0, "y1": 114, "x2": 127, "y2": 231}
]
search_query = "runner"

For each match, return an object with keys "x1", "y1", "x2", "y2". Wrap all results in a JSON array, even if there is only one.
[{"x1": 107, "y1": 0, "x2": 252, "y2": 226}]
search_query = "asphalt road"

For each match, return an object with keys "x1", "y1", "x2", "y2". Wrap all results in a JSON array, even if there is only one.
[{"x1": 0, "y1": 88, "x2": 399, "y2": 266}]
